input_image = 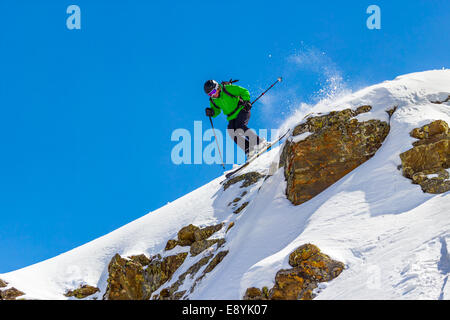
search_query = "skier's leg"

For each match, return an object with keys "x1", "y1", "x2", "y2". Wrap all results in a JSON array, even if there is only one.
[
  {"x1": 227, "y1": 119, "x2": 250, "y2": 155},
  {"x1": 234, "y1": 110, "x2": 263, "y2": 153}
]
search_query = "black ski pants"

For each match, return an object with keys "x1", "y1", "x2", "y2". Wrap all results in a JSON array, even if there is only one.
[{"x1": 227, "y1": 109, "x2": 262, "y2": 155}]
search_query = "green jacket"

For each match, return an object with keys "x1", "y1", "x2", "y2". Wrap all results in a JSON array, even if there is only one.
[{"x1": 209, "y1": 84, "x2": 251, "y2": 121}]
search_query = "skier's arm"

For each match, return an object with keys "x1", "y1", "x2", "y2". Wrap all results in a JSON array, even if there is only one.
[
  {"x1": 226, "y1": 85, "x2": 251, "y2": 101},
  {"x1": 209, "y1": 101, "x2": 221, "y2": 117}
]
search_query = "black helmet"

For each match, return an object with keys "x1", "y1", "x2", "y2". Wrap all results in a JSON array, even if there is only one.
[{"x1": 204, "y1": 80, "x2": 219, "y2": 94}]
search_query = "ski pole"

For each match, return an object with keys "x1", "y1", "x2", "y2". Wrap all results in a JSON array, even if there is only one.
[
  {"x1": 251, "y1": 77, "x2": 282, "y2": 105},
  {"x1": 208, "y1": 116, "x2": 226, "y2": 169}
]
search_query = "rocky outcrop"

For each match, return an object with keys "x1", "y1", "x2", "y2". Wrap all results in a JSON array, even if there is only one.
[
  {"x1": 400, "y1": 120, "x2": 449, "y2": 193},
  {"x1": 194, "y1": 224, "x2": 224, "y2": 242},
  {"x1": 203, "y1": 250, "x2": 228, "y2": 274},
  {"x1": 65, "y1": 285, "x2": 99, "y2": 299},
  {"x1": 104, "y1": 222, "x2": 227, "y2": 300},
  {"x1": 155, "y1": 254, "x2": 214, "y2": 300},
  {"x1": 431, "y1": 95, "x2": 450, "y2": 104},
  {"x1": 165, "y1": 223, "x2": 223, "y2": 251},
  {"x1": 190, "y1": 238, "x2": 225, "y2": 256},
  {"x1": 128, "y1": 254, "x2": 152, "y2": 266},
  {"x1": 0, "y1": 279, "x2": 25, "y2": 300},
  {"x1": 243, "y1": 287, "x2": 269, "y2": 300},
  {"x1": 104, "y1": 252, "x2": 188, "y2": 300},
  {"x1": 243, "y1": 244, "x2": 344, "y2": 300},
  {"x1": 223, "y1": 172, "x2": 264, "y2": 191},
  {"x1": 281, "y1": 106, "x2": 390, "y2": 205},
  {"x1": 233, "y1": 202, "x2": 249, "y2": 214},
  {"x1": 0, "y1": 287, "x2": 25, "y2": 300},
  {"x1": 146, "y1": 253, "x2": 189, "y2": 293},
  {"x1": 104, "y1": 253, "x2": 151, "y2": 300}
]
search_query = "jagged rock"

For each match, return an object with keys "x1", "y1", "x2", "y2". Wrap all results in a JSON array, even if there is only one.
[
  {"x1": 226, "y1": 222, "x2": 235, "y2": 233},
  {"x1": 204, "y1": 251, "x2": 228, "y2": 274},
  {"x1": 0, "y1": 287, "x2": 25, "y2": 300},
  {"x1": 158, "y1": 254, "x2": 214, "y2": 300},
  {"x1": 289, "y1": 243, "x2": 321, "y2": 266},
  {"x1": 410, "y1": 120, "x2": 448, "y2": 140},
  {"x1": 233, "y1": 202, "x2": 249, "y2": 214},
  {"x1": 244, "y1": 244, "x2": 344, "y2": 300},
  {"x1": 400, "y1": 120, "x2": 449, "y2": 194},
  {"x1": 173, "y1": 291, "x2": 186, "y2": 300},
  {"x1": 282, "y1": 107, "x2": 390, "y2": 205},
  {"x1": 164, "y1": 239, "x2": 178, "y2": 251},
  {"x1": 355, "y1": 105, "x2": 372, "y2": 115},
  {"x1": 287, "y1": 244, "x2": 344, "y2": 282},
  {"x1": 189, "y1": 251, "x2": 230, "y2": 294},
  {"x1": 431, "y1": 95, "x2": 450, "y2": 104},
  {"x1": 270, "y1": 269, "x2": 316, "y2": 300},
  {"x1": 228, "y1": 197, "x2": 241, "y2": 206},
  {"x1": 145, "y1": 253, "x2": 189, "y2": 293},
  {"x1": 165, "y1": 223, "x2": 223, "y2": 251},
  {"x1": 128, "y1": 254, "x2": 152, "y2": 266},
  {"x1": 104, "y1": 252, "x2": 188, "y2": 300},
  {"x1": 0, "y1": 279, "x2": 7, "y2": 288},
  {"x1": 178, "y1": 224, "x2": 200, "y2": 246},
  {"x1": 386, "y1": 106, "x2": 398, "y2": 119},
  {"x1": 159, "y1": 288, "x2": 170, "y2": 299},
  {"x1": 190, "y1": 239, "x2": 222, "y2": 256},
  {"x1": 65, "y1": 285, "x2": 100, "y2": 299},
  {"x1": 243, "y1": 287, "x2": 265, "y2": 300},
  {"x1": 104, "y1": 253, "x2": 151, "y2": 300},
  {"x1": 223, "y1": 172, "x2": 264, "y2": 191},
  {"x1": 292, "y1": 107, "x2": 360, "y2": 136},
  {"x1": 194, "y1": 223, "x2": 223, "y2": 242}
]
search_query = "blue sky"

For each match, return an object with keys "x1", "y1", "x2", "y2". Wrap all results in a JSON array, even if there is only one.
[{"x1": 0, "y1": 0, "x2": 449, "y2": 273}]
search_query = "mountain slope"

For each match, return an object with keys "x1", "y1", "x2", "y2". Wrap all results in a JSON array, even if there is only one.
[{"x1": 1, "y1": 70, "x2": 449, "y2": 300}]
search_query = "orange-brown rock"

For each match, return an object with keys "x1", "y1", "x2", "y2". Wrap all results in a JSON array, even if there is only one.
[
  {"x1": 223, "y1": 172, "x2": 264, "y2": 191},
  {"x1": 281, "y1": 107, "x2": 390, "y2": 205},
  {"x1": 194, "y1": 223, "x2": 223, "y2": 242},
  {"x1": 104, "y1": 252, "x2": 188, "y2": 300},
  {"x1": 244, "y1": 244, "x2": 344, "y2": 300},
  {"x1": 243, "y1": 287, "x2": 265, "y2": 300},
  {"x1": 400, "y1": 120, "x2": 449, "y2": 193},
  {"x1": 0, "y1": 279, "x2": 7, "y2": 288},
  {"x1": 203, "y1": 251, "x2": 229, "y2": 274},
  {"x1": 0, "y1": 287, "x2": 25, "y2": 300},
  {"x1": 165, "y1": 223, "x2": 223, "y2": 251},
  {"x1": 226, "y1": 222, "x2": 235, "y2": 233},
  {"x1": 145, "y1": 252, "x2": 189, "y2": 293},
  {"x1": 65, "y1": 284, "x2": 100, "y2": 299},
  {"x1": 233, "y1": 202, "x2": 249, "y2": 214},
  {"x1": 104, "y1": 253, "x2": 151, "y2": 300},
  {"x1": 158, "y1": 254, "x2": 214, "y2": 300},
  {"x1": 190, "y1": 239, "x2": 222, "y2": 256},
  {"x1": 177, "y1": 224, "x2": 200, "y2": 246},
  {"x1": 128, "y1": 254, "x2": 152, "y2": 266},
  {"x1": 164, "y1": 239, "x2": 178, "y2": 251}
]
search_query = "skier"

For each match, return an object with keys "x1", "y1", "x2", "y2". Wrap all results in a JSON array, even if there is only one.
[{"x1": 204, "y1": 80, "x2": 269, "y2": 158}]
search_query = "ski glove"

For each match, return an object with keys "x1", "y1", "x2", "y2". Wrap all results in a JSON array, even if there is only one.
[
  {"x1": 242, "y1": 100, "x2": 252, "y2": 112},
  {"x1": 205, "y1": 107, "x2": 215, "y2": 117}
]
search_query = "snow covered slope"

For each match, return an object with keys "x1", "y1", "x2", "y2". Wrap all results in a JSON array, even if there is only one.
[{"x1": 1, "y1": 70, "x2": 449, "y2": 300}]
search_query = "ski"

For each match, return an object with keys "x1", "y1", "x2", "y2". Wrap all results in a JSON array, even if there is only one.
[{"x1": 221, "y1": 129, "x2": 291, "y2": 183}]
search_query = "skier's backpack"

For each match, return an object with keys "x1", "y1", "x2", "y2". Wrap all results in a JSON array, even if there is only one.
[{"x1": 209, "y1": 79, "x2": 244, "y2": 116}]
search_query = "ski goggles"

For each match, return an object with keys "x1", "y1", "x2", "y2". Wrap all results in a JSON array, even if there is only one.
[
  {"x1": 207, "y1": 88, "x2": 218, "y2": 97},
  {"x1": 207, "y1": 83, "x2": 219, "y2": 97}
]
